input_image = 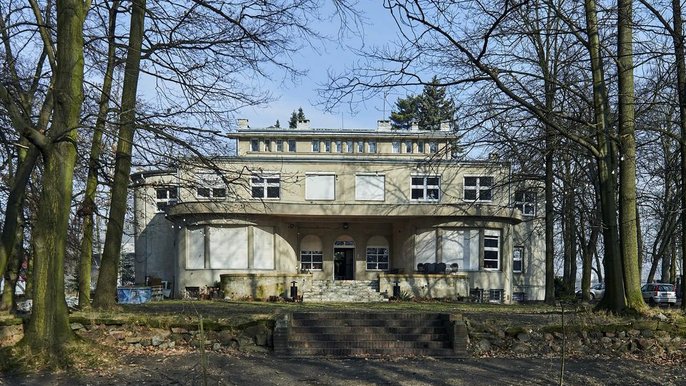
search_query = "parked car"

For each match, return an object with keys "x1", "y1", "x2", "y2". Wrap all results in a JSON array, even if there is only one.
[
  {"x1": 641, "y1": 283, "x2": 677, "y2": 306},
  {"x1": 576, "y1": 282, "x2": 605, "y2": 300}
]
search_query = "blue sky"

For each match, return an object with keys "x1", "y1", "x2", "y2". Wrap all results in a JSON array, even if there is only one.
[{"x1": 240, "y1": 3, "x2": 414, "y2": 130}]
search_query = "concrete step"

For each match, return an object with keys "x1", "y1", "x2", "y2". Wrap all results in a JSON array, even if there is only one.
[{"x1": 274, "y1": 312, "x2": 468, "y2": 358}]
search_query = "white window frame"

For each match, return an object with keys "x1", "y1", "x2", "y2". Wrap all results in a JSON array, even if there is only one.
[
  {"x1": 513, "y1": 246, "x2": 524, "y2": 273},
  {"x1": 355, "y1": 174, "x2": 385, "y2": 201},
  {"x1": 483, "y1": 230, "x2": 500, "y2": 271},
  {"x1": 366, "y1": 247, "x2": 389, "y2": 271},
  {"x1": 275, "y1": 140, "x2": 284, "y2": 152},
  {"x1": 335, "y1": 140, "x2": 342, "y2": 152},
  {"x1": 411, "y1": 175, "x2": 440, "y2": 202},
  {"x1": 305, "y1": 173, "x2": 335, "y2": 200},
  {"x1": 264, "y1": 139, "x2": 271, "y2": 152},
  {"x1": 288, "y1": 139, "x2": 297, "y2": 152},
  {"x1": 250, "y1": 139, "x2": 259, "y2": 152},
  {"x1": 195, "y1": 173, "x2": 227, "y2": 200},
  {"x1": 514, "y1": 190, "x2": 536, "y2": 216},
  {"x1": 311, "y1": 140, "x2": 320, "y2": 152},
  {"x1": 155, "y1": 186, "x2": 178, "y2": 212},
  {"x1": 357, "y1": 141, "x2": 364, "y2": 153},
  {"x1": 300, "y1": 250, "x2": 323, "y2": 271},
  {"x1": 324, "y1": 139, "x2": 331, "y2": 152},
  {"x1": 429, "y1": 142, "x2": 438, "y2": 153},
  {"x1": 251, "y1": 173, "x2": 280, "y2": 199},
  {"x1": 417, "y1": 141, "x2": 425, "y2": 153},
  {"x1": 464, "y1": 176, "x2": 494, "y2": 202}
]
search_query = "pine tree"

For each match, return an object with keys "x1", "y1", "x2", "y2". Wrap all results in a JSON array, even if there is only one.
[
  {"x1": 288, "y1": 111, "x2": 298, "y2": 128},
  {"x1": 390, "y1": 96, "x2": 419, "y2": 130},
  {"x1": 389, "y1": 76, "x2": 455, "y2": 131},
  {"x1": 289, "y1": 107, "x2": 307, "y2": 128},
  {"x1": 274, "y1": 119, "x2": 280, "y2": 128}
]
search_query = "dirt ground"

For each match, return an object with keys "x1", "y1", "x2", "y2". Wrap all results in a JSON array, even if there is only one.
[{"x1": 1, "y1": 350, "x2": 685, "y2": 386}]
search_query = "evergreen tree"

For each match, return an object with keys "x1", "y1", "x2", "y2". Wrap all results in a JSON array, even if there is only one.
[
  {"x1": 389, "y1": 77, "x2": 456, "y2": 130},
  {"x1": 297, "y1": 107, "x2": 306, "y2": 120},
  {"x1": 289, "y1": 107, "x2": 307, "y2": 128},
  {"x1": 274, "y1": 119, "x2": 280, "y2": 128},
  {"x1": 288, "y1": 111, "x2": 298, "y2": 128},
  {"x1": 417, "y1": 78, "x2": 456, "y2": 130},
  {"x1": 390, "y1": 96, "x2": 420, "y2": 130}
]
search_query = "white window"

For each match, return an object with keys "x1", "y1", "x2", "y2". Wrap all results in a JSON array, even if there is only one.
[
  {"x1": 368, "y1": 140, "x2": 377, "y2": 153},
  {"x1": 253, "y1": 226, "x2": 275, "y2": 269},
  {"x1": 429, "y1": 142, "x2": 437, "y2": 153},
  {"x1": 264, "y1": 139, "x2": 271, "y2": 152},
  {"x1": 415, "y1": 228, "x2": 436, "y2": 265},
  {"x1": 357, "y1": 141, "x2": 364, "y2": 153},
  {"x1": 324, "y1": 139, "x2": 331, "y2": 152},
  {"x1": 411, "y1": 176, "x2": 440, "y2": 201},
  {"x1": 300, "y1": 251, "x2": 323, "y2": 270},
  {"x1": 276, "y1": 140, "x2": 284, "y2": 152},
  {"x1": 346, "y1": 140, "x2": 353, "y2": 153},
  {"x1": 417, "y1": 141, "x2": 425, "y2": 153},
  {"x1": 305, "y1": 174, "x2": 335, "y2": 200},
  {"x1": 335, "y1": 140, "x2": 342, "y2": 152},
  {"x1": 251, "y1": 174, "x2": 280, "y2": 199},
  {"x1": 250, "y1": 139, "x2": 259, "y2": 152},
  {"x1": 186, "y1": 227, "x2": 205, "y2": 269},
  {"x1": 355, "y1": 174, "x2": 384, "y2": 201},
  {"x1": 513, "y1": 246, "x2": 524, "y2": 273},
  {"x1": 196, "y1": 186, "x2": 227, "y2": 199},
  {"x1": 392, "y1": 141, "x2": 400, "y2": 153},
  {"x1": 288, "y1": 139, "x2": 296, "y2": 152},
  {"x1": 366, "y1": 247, "x2": 389, "y2": 270},
  {"x1": 155, "y1": 187, "x2": 178, "y2": 212},
  {"x1": 514, "y1": 190, "x2": 536, "y2": 216},
  {"x1": 209, "y1": 227, "x2": 248, "y2": 269},
  {"x1": 483, "y1": 230, "x2": 500, "y2": 270},
  {"x1": 442, "y1": 229, "x2": 480, "y2": 271},
  {"x1": 311, "y1": 140, "x2": 320, "y2": 152},
  {"x1": 300, "y1": 235, "x2": 323, "y2": 270},
  {"x1": 464, "y1": 176, "x2": 493, "y2": 202},
  {"x1": 195, "y1": 173, "x2": 227, "y2": 200}
]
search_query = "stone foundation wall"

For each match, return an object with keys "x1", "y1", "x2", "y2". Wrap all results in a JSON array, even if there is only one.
[
  {"x1": 378, "y1": 273, "x2": 469, "y2": 299},
  {"x1": 219, "y1": 273, "x2": 313, "y2": 300}
]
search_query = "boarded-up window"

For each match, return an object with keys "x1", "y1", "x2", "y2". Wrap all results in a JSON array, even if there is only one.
[
  {"x1": 355, "y1": 175, "x2": 384, "y2": 201},
  {"x1": 305, "y1": 174, "x2": 335, "y2": 200},
  {"x1": 442, "y1": 229, "x2": 480, "y2": 271},
  {"x1": 415, "y1": 229, "x2": 436, "y2": 264},
  {"x1": 253, "y1": 226, "x2": 275, "y2": 269},
  {"x1": 209, "y1": 227, "x2": 248, "y2": 269},
  {"x1": 186, "y1": 227, "x2": 205, "y2": 269}
]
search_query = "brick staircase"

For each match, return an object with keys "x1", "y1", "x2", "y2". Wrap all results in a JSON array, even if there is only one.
[
  {"x1": 302, "y1": 280, "x2": 388, "y2": 302},
  {"x1": 273, "y1": 312, "x2": 469, "y2": 358}
]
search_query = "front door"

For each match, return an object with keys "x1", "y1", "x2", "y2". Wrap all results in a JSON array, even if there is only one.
[{"x1": 334, "y1": 248, "x2": 354, "y2": 280}]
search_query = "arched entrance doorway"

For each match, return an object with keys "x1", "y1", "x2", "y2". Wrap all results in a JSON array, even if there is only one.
[{"x1": 333, "y1": 235, "x2": 354, "y2": 280}]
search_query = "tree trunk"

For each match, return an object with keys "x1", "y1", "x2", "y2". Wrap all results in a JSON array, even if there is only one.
[
  {"x1": 93, "y1": 0, "x2": 146, "y2": 309},
  {"x1": 20, "y1": 0, "x2": 86, "y2": 362},
  {"x1": 0, "y1": 222, "x2": 24, "y2": 312},
  {"x1": 616, "y1": 0, "x2": 644, "y2": 312},
  {"x1": 78, "y1": 0, "x2": 120, "y2": 310},
  {"x1": 584, "y1": 0, "x2": 625, "y2": 312},
  {"x1": 562, "y1": 157, "x2": 576, "y2": 295},
  {"x1": 0, "y1": 148, "x2": 38, "y2": 297},
  {"x1": 670, "y1": 0, "x2": 686, "y2": 312}
]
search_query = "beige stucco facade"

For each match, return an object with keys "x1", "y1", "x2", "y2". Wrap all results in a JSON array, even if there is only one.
[{"x1": 132, "y1": 120, "x2": 546, "y2": 303}]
